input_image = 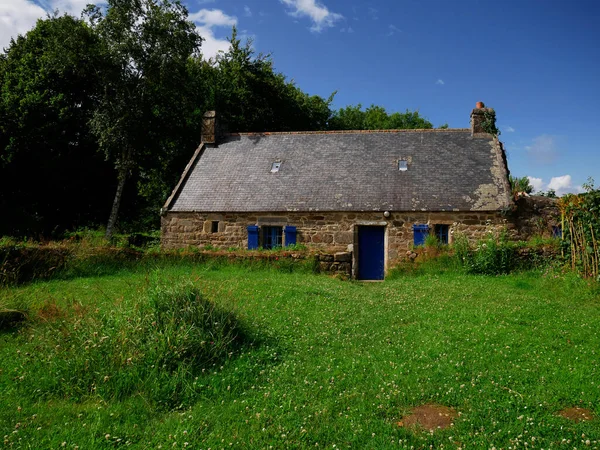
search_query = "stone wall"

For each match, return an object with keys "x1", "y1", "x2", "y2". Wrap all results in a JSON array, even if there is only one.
[
  {"x1": 510, "y1": 196, "x2": 560, "y2": 240},
  {"x1": 161, "y1": 210, "x2": 507, "y2": 263}
]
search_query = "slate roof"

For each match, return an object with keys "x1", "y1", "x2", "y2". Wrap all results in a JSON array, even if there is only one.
[{"x1": 166, "y1": 129, "x2": 512, "y2": 213}]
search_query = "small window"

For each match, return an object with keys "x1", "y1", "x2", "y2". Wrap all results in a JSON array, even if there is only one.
[
  {"x1": 552, "y1": 225, "x2": 562, "y2": 238},
  {"x1": 211, "y1": 221, "x2": 219, "y2": 233},
  {"x1": 398, "y1": 160, "x2": 408, "y2": 171},
  {"x1": 434, "y1": 224, "x2": 449, "y2": 244},
  {"x1": 262, "y1": 226, "x2": 283, "y2": 249},
  {"x1": 271, "y1": 162, "x2": 281, "y2": 173}
]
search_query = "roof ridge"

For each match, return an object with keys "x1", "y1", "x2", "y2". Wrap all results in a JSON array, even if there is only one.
[{"x1": 226, "y1": 128, "x2": 470, "y2": 136}]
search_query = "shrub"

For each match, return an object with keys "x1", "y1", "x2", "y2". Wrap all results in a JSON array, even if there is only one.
[{"x1": 424, "y1": 233, "x2": 440, "y2": 249}]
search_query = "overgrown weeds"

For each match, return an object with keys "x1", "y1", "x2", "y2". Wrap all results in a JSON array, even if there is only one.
[
  {"x1": 396, "y1": 227, "x2": 560, "y2": 276},
  {"x1": 457, "y1": 229, "x2": 516, "y2": 275}
]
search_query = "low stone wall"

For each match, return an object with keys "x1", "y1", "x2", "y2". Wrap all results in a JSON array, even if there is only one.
[
  {"x1": 161, "y1": 210, "x2": 507, "y2": 262},
  {"x1": 315, "y1": 251, "x2": 352, "y2": 276},
  {"x1": 180, "y1": 249, "x2": 352, "y2": 277},
  {"x1": 510, "y1": 196, "x2": 560, "y2": 240}
]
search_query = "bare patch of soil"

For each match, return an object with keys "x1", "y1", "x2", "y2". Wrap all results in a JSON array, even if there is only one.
[
  {"x1": 558, "y1": 407, "x2": 594, "y2": 423},
  {"x1": 397, "y1": 404, "x2": 457, "y2": 431}
]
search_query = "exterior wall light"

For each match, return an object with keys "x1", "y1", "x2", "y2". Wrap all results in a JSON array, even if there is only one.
[{"x1": 383, "y1": 211, "x2": 390, "y2": 218}]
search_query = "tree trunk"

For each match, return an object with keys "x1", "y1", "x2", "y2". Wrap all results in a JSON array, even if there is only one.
[{"x1": 105, "y1": 166, "x2": 128, "y2": 240}]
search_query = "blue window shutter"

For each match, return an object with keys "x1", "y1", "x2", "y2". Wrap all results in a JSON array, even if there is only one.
[
  {"x1": 413, "y1": 224, "x2": 429, "y2": 246},
  {"x1": 247, "y1": 226, "x2": 259, "y2": 249},
  {"x1": 284, "y1": 226, "x2": 297, "y2": 247}
]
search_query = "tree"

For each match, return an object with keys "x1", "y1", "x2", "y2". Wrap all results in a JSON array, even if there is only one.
[
  {"x1": 538, "y1": 189, "x2": 558, "y2": 198},
  {"x1": 327, "y1": 104, "x2": 365, "y2": 130},
  {"x1": 0, "y1": 14, "x2": 112, "y2": 236},
  {"x1": 209, "y1": 27, "x2": 334, "y2": 132},
  {"x1": 85, "y1": 0, "x2": 202, "y2": 238},
  {"x1": 328, "y1": 104, "x2": 433, "y2": 130},
  {"x1": 509, "y1": 175, "x2": 533, "y2": 196}
]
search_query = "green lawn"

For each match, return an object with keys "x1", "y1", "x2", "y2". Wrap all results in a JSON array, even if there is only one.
[{"x1": 1, "y1": 261, "x2": 599, "y2": 448}]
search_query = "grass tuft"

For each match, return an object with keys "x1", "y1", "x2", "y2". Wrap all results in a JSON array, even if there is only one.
[{"x1": 7, "y1": 278, "x2": 252, "y2": 408}]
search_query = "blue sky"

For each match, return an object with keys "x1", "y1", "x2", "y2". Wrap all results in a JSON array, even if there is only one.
[{"x1": 2, "y1": 0, "x2": 599, "y2": 195}]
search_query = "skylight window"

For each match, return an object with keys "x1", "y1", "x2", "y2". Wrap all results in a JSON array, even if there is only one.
[
  {"x1": 271, "y1": 162, "x2": 281, "y2": 173},
  {"x1": 398, "y1": 160, "x2": 408, "y2": 171}
]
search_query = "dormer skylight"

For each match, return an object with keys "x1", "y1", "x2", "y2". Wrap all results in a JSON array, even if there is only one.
[
  {"x1": 398, "y1": 160, "x2": 408, "y2": 171},
  {"x1": 271, "y1": 162, "x2": 281, "y2": 173}
]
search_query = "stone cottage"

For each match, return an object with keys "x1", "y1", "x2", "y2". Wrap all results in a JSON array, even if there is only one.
[{"x1": 161, "y1": 103, "x2": 513, "y2": 279}]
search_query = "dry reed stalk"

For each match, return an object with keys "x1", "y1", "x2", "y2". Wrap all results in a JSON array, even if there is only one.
[{"x1": 590, "y1": 225, "x2": 598, "y2": 279}]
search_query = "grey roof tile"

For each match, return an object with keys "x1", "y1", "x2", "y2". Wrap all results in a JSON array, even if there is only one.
[{"x1": 168, "y1": 130, "x2": 511, "y2": 212}]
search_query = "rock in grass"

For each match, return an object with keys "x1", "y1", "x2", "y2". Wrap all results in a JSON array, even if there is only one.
[{"x1": 0, "y1": 310, "x2": 27, "y2": 329}]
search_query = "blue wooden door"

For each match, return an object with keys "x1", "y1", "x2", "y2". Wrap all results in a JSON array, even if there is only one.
[{"x1": 358, "y1": 226, "x2": 385, "y2": 280}]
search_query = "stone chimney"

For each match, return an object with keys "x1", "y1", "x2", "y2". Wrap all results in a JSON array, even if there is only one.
[
  {"x1": 470, "y1": 101, "x2": 497, "y2": 136},
  {"x1": 201, "y1": 110, "x2": 217, "y2": 145}
]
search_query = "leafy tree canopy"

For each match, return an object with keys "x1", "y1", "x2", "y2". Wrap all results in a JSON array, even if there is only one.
[
  {"x1": 0, "y1": 14, "x2": 112, "y2": 235},
  {"x1": 207, "y1": 27, "x2": 334, "y2": 133},
  {"x1": 328, "y1": 104, "x2": 433, "y2": 130},
  {"x1": 84, "y1": 0, "x2": 202, "y2": 238}
]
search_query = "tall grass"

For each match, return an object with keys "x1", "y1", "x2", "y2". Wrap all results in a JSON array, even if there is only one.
[{"x1": 9, "y1": 279, "x2": 251, "y2": 408}]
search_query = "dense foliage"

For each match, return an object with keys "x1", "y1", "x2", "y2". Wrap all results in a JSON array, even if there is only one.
[
  {"x1": 328, "y1": 104, "x2": 432, "y2": 130},
  {"x1": 509, "y1": 175, "x2": 533, "y2": 197},
  {"x1": 0, "y1": 3, "x2": 435, "y2": 237},
  {"x1": 0, "y1": 15, "x2": 113, "y2": 236},
  {"x1": 559, "y1": 179, "x2": 600, "y2": 280}
]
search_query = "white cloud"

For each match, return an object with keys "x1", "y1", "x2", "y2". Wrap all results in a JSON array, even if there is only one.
[
  {"x1": 0, "y1": 0, "x2": 44, "y2": 51},
  {"x1": 188, "y1": 9, "x2": 237, "y2": 60},
  {"x1": 189, "y1": 9, "x2": 237, "y2": 27},
  {"x1": 526, "y1": 134, "x2": 559, "y2": 164},
  {"x1": 526, "y1": 176, "x2": 544, "y2": 193},
  {"x1": 387, "y1": 24, "x2": 401, "y2": 36},
  {"x1": 244, "y1": 5, "x2": 252, "y2": 17},
  {"x1": 435, "y1": 79, "x2": 445, "y2": 85},
  {"x1": 547, "y1": 175, "x2": 582, "y2": 196},
  {"x1": 340, "y1": 26, "x2": 354, "y2": 33},
  {"x1": 368, "y1": 7, "x2": 378, "y2": 20},
  {"x1": 525, "y1": 174, "x2": 583, "y2": 196},
  {"x1": 505, "y1": 126, "x2": 515, "y2": 133},
  {"x1": 0, "y1": 0, "x2": 108, "y2": 51},
  {"x1": 280, "y1": 0, "x2": 343, "y2": 32},
  {"x1": 0, "y1": 0, "x2": 235, "y2": 63}
]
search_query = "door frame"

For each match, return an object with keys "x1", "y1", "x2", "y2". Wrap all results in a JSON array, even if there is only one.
[{"x1": 352, "y1": 221, "x2": 388, "y2": 280}]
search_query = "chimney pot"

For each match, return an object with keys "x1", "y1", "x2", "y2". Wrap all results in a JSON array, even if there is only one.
[{"x1": 470, "y1": 102, "x2": 496, "y2": 136}]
